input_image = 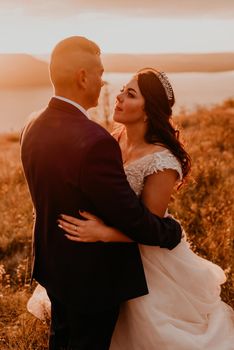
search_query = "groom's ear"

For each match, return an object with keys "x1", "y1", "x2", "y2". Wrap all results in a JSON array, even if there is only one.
[{"x1": 76, "y1": 68, "x2": 87, "y2": 89}]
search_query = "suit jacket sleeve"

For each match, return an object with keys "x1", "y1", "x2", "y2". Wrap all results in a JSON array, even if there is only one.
[{"x1": 80, "y1": 135, "x2": 182, "y2": 249}]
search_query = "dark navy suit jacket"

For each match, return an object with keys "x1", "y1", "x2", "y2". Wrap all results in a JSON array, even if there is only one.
[{"x1": 21, "y1": 98, "x2": 182, "y2": 312}]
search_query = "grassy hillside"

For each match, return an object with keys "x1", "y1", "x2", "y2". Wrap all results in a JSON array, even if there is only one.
[{"x1": 0, "y1": 100, "x2": 233, "y2": 348}]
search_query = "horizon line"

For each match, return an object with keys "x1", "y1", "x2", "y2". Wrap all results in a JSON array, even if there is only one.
[{"x1": 0, "y1": 51, "x2": 234, "y2": 57}]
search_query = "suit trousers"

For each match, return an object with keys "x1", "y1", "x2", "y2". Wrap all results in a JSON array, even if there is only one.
[{"x1": 47, "y1": 292, "x2": 120, "y2": 350}]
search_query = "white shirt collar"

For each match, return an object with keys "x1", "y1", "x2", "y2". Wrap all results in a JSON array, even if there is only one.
[{"x1": 54, "y1": 96, "x2": 89, "y2": 118}]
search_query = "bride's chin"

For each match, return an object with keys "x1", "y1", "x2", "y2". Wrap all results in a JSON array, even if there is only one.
[
  {"x1": 113, "y1": 115, "x2": 119, "y2": 122},
  {"x1": 113, "y1": 113, "x2": 123, "y2": 123}
]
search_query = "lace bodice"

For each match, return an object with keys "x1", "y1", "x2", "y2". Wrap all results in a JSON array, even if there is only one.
[{"x1": 124, "y1": 149, "x2": 182, "y2": 196}]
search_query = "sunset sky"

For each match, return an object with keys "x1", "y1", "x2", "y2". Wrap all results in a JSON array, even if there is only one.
[{"x1": 0, "y1": 0, "x2": 234, "y2": 55}]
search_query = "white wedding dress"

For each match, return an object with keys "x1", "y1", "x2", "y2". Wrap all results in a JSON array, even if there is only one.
[{"x1": 27, "y1": 150, "x2": 234, "y2": 349}]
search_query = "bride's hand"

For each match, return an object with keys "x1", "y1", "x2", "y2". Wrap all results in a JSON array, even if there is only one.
[{"x1": 57, "y1": 210, "x2": 108, "y2": 242}]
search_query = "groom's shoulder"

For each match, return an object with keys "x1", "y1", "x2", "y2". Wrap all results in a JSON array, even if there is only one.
[
  {"x1": 85, "y1": 119, "x2": 118, "y2": 146},
  {"x1": 20, "y1": 108, "x2": 47, "y2": 145}
]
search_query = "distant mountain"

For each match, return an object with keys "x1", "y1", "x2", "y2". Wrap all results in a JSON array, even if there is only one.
[
  {"x1": 0, "y1": 52, "x2": 234, "y2": 88},
  {"x1": 0, "y1": 54, "x2": 50, "y2": 88},
  {"x1": 102, "y1": 52, "x2": 234, "y2": 73}
]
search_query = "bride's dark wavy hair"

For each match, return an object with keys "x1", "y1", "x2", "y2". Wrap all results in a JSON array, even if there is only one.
[{"x1": 136, "y1": 68, "x2": 191, "y2": 180}]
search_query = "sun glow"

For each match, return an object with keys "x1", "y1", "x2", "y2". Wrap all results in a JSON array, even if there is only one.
[{"x1": 0, "y1": 9, "x2": 234, "y2": 54}]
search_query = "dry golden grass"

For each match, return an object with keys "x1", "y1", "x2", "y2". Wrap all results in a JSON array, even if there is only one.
[
  {"x1": 0, "y1": 288, "x2": 49, "y2": 349},
  {"x1": 171, "y1": 102, "x2": 234, "y2": 304},
  {"x1": 0, "y1": 100, "x2": 233, "y2": 348}
]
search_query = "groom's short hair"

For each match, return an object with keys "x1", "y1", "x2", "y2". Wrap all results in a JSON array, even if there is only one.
[
  {"x1": 51, "y1": 36, "x2": 100, "y2": 59},
  {"x1": 50, "y1": 36, "x2": 101, "y2": 87}
]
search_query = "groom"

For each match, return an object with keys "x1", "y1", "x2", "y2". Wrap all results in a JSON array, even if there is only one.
[{"x1": 21, "y1": 36, "x2": 182, "y2": 350}]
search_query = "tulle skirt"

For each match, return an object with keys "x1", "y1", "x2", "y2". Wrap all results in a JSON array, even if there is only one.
[
  {"x1": 27, "y1": 238, "x2": 234, "y2": 349},
  {"x1": 110, "y1": 238, "x2": 234, "y2": 350}
]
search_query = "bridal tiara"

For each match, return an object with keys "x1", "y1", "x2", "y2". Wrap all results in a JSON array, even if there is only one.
[
  {"x1": 156, "y1": 71, "x2": 174, "y2": 101},
  {"x1": 137, "y1": 68, "x2": 174, "y2": 102}
]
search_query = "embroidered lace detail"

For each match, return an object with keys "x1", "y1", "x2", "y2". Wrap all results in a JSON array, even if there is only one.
[{"x1": 124, "y1": 149, "x2": 182, "y2": 196}]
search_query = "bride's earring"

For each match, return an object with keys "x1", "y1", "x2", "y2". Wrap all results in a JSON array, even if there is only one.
[{"x1": 143, "y1": 115, "x2": 148, "y2": 123}]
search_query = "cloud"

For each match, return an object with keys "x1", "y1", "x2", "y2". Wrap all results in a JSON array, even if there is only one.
[{"x1": 2, "y1": 0, "x2": 234, "y2": 19}]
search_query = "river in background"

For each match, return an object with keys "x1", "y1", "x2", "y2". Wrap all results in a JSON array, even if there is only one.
[{"x1": 0, "y1": 71, "x2": 233, "y2": 133}]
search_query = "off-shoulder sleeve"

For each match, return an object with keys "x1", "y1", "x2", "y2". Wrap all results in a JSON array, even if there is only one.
[
  {"x1": 80, "y1": 138, "x2": 182, "y2": 248},
  {"x1": 144, "y1": 150, "x2": 183, "y2": 181}
]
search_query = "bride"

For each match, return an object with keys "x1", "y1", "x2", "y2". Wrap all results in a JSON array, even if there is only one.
[{"x1": 28, "y1": 68, "x2": 234, "y2": 349}]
